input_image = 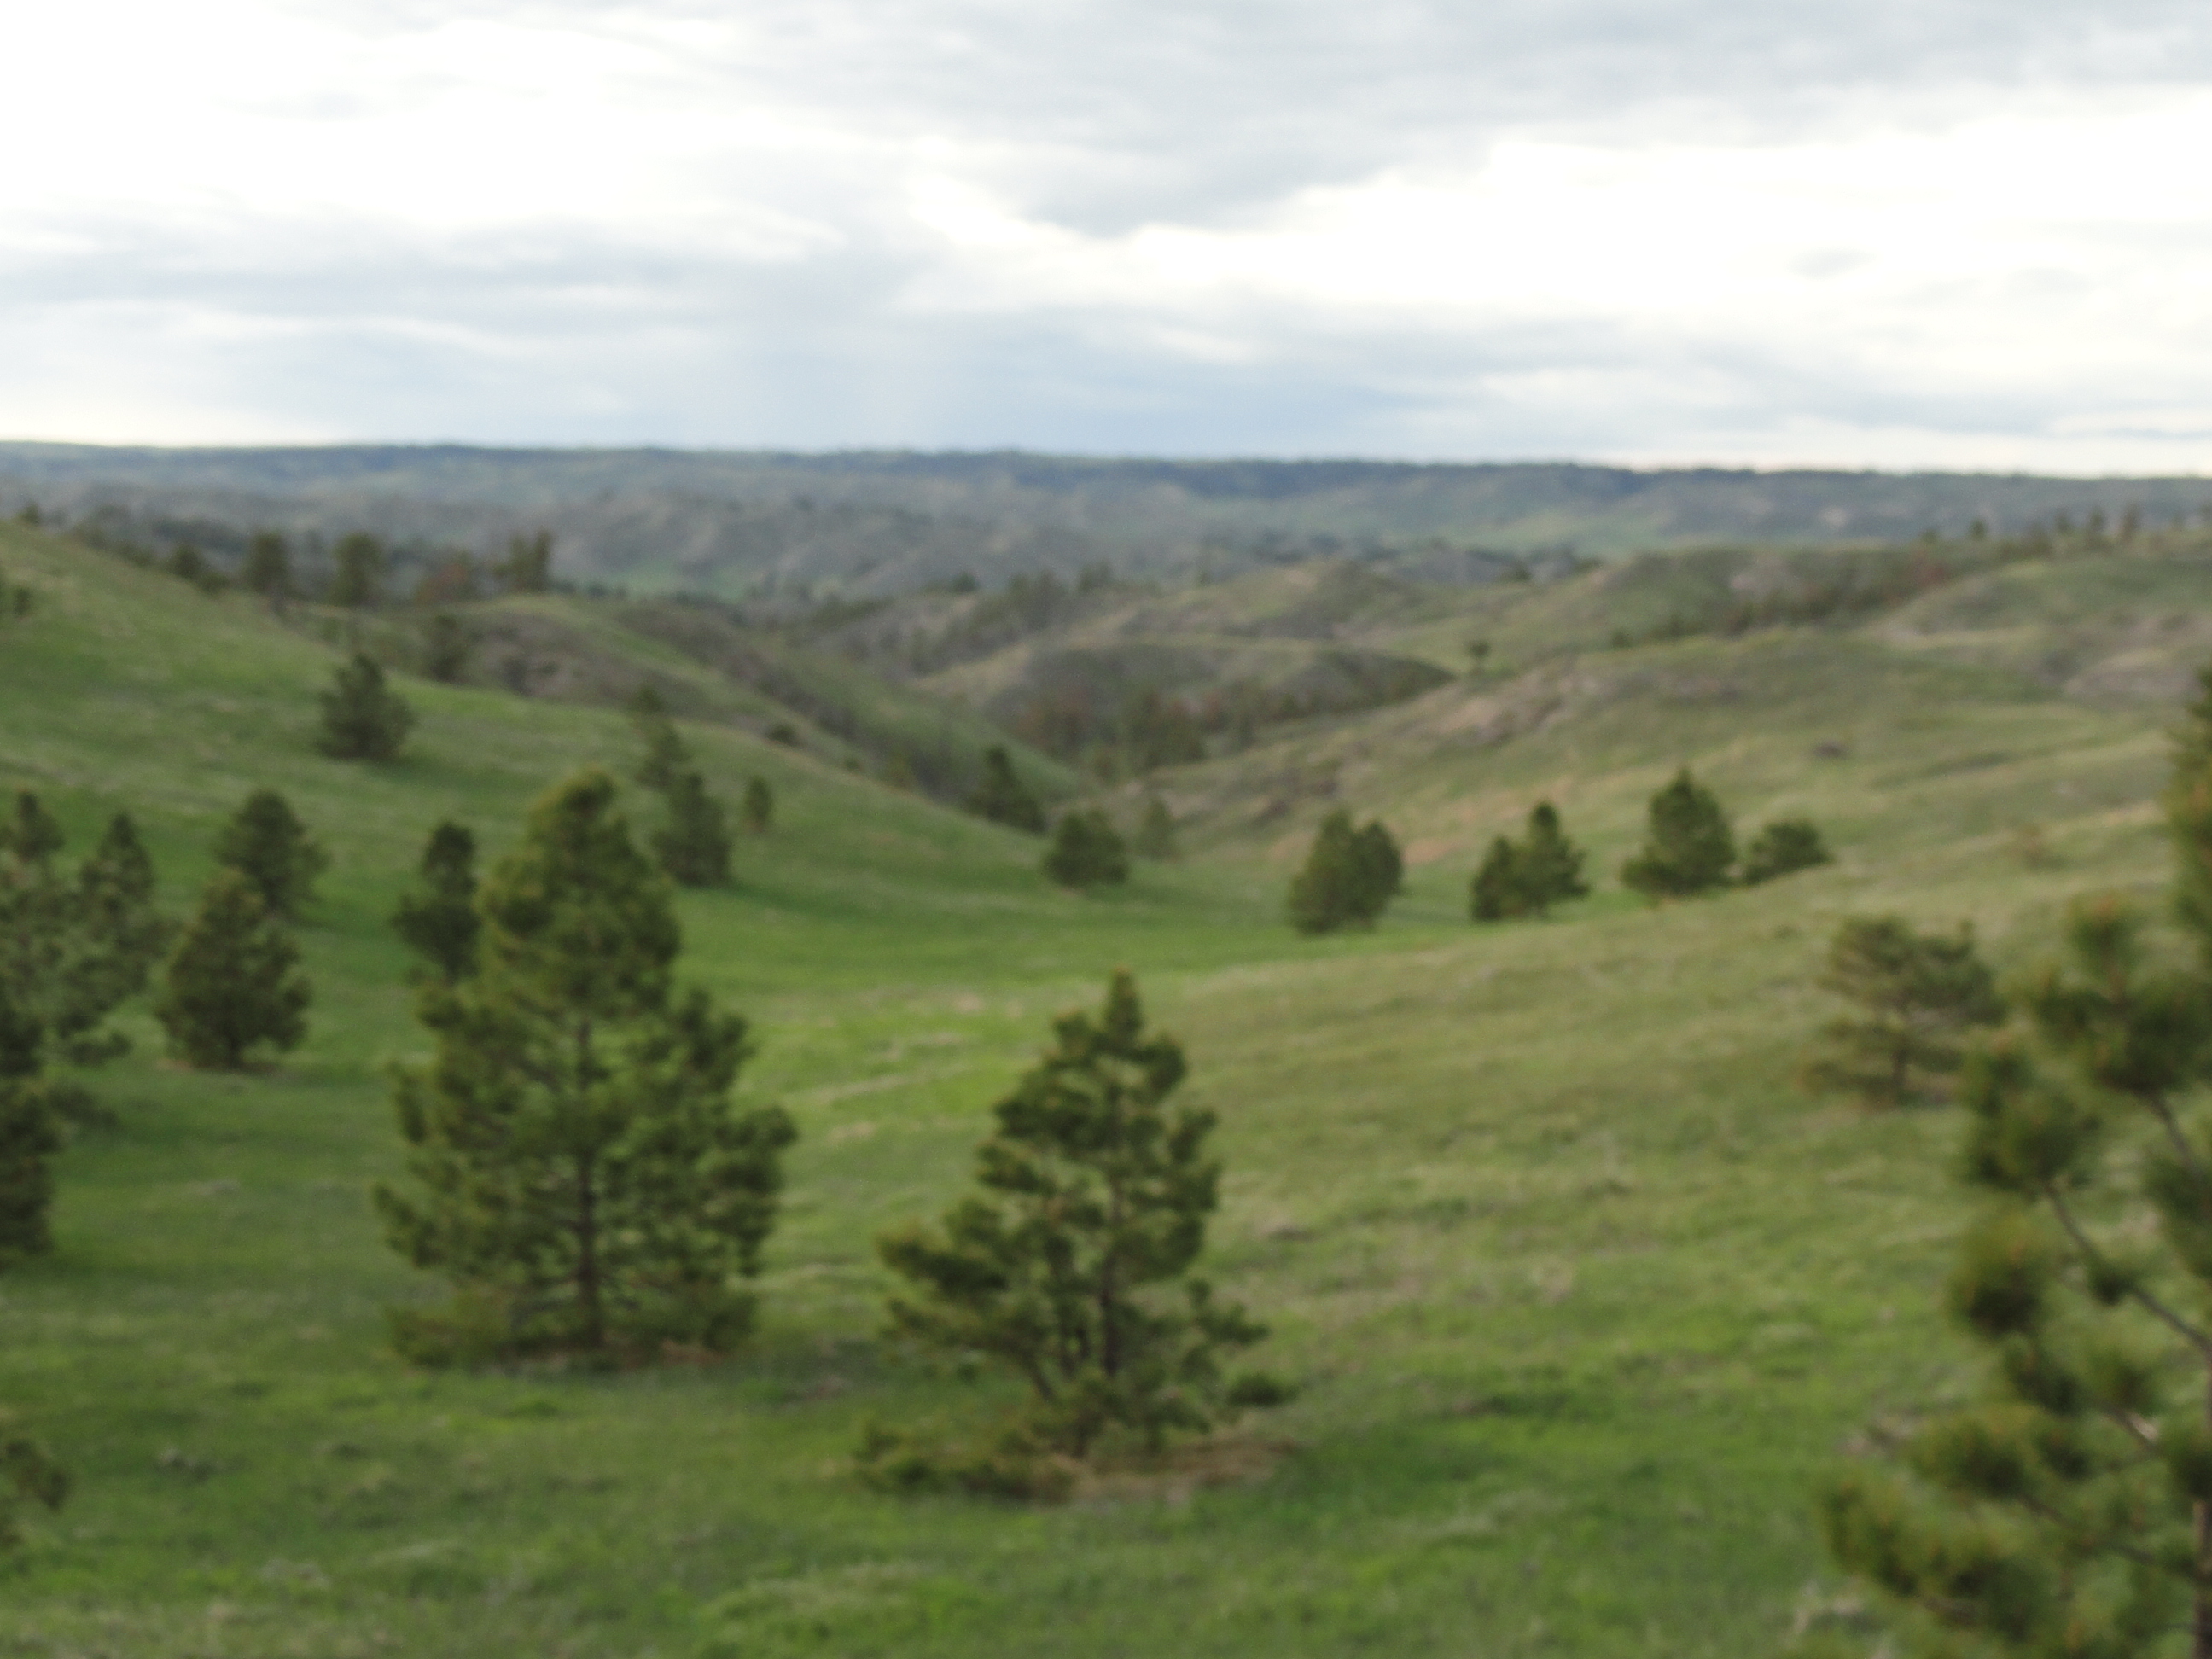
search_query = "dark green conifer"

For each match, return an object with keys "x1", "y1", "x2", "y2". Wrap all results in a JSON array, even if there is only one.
[
  {"x1": 422, "y1": 613, "x2": 473, "y2": 684},
  {"x1": 214, "y1": 789, "x2": 327, "y2": 919},
  {"x1": 628, "y1": 685, "x2": 689, "y2": 794},
  {"x1": 1289, "y1": 810, "x2": 1402, "y2": 934},
  {"x1": 1621, "y1": 769, "x2": 1735, "y2": 898},
  {"x1": 1801, "y1": 917, "x2": 2004, "y2": 1107},
  {"x1": 391, "y1": 822, "x2": 480, "y2": 983},
  {"x1": 1516, "y1": 803, "x2": 1588, "y2": 912},
  {"x1": 654, "y1": 770, "x2": 732, "y2": 888},
  {"x1": 741, "y1": 776, "x2": 773, "y2": 835},
  {"x1": 0, "y1": 990, "x2": 59, "y2": 1262},
  {"x1": 317, "y1": 652, "x2": 415, "y2": 761},
  {"x1": 329, "y1": 532, "x2": 384, "y2": 607},
  {"x1": 1740, "y1": 818, "x2": 1832, "y2": 886},
  {"x1": 243, "y1": 530, "x2": 292, "y2": 601},
  {"x1": 1043, "y1": 809, "x2": 1129, "y2": 889},
  {"x1": 1469, "y1": 835, "x2": 1523, "y2": 922},
  {"x1": 876, "y1": 971, "x2": 1281, "y2": 1460},
  {"x1": 969, "y1": 746, "x2": 1046, "y2": 834},
  {"x1": 375, "y1": 771, "x2": 794, "y2": 1360},
  {"x1": 154, "y1": 870, "x2": 311, "y2": 1070}
]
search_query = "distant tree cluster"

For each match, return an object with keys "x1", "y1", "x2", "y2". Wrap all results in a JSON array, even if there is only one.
[
  {"x1": 1621, "y1": 769, "x2": 1830, "y2": 898},
  {"x1": 1470, "y1": 802, "x2": 1587, "y2": 922},
  {"x1": 1289, "y1": 810, "x2": 1402, "y2": 934}
]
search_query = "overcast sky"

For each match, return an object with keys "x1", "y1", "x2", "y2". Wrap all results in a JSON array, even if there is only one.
[{"x1": 5, "y1": 1, "x2": 2211, "y2": 470}]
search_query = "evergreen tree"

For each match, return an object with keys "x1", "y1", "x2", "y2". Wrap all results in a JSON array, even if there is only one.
[
  {"x1": 1469, "y1": 835, "x2": 1524, "y2": 922},
  {"x1": 214, "y1": 789, "x2": 327, "y2": 919},
  {"x1": 741, "y1": 776, "x2": 773, "y2": 835},
  {"x1": 969, "y1": 746, "x2": 1046, "y2": 834},
  {"x1": 0, "y1": 991, "x2": 60, "y2": 1261},
  {"x1": 329, "y1": 532, "x2": 384, "y2": 607},
  {"x1": 628, "y1": 685, "x2": 689, "y2": 794},
  {"x1": 1516, "y1": 803, "x2": 1589, "y2": 912},
  {"x1": 877, "y1": 971, "x2": 1281, "y2": 1458},
  {"x1": 1621, "y1": 769, "x2": 1735, "y2": 898},
  {"x1": 654, "y1": 769, "x2": 732, "y2": 888},
  {"x1": 242, "y1": 530, "x2": 292, "y2": 601},
  {"x1": 422, "y1": 613, "x2": 473, "y2": 684},
  {"x1": 1740, "y1": 818, "x2": 1832, "y2": 886},
  {"x1": 1289, "y1": 810, "x2": 1402, "y2": 934},
  {"x1": 375, "y1": 771, "x2": 793, "y2": 1361},
  {"x1": 391, "y1": 821, "x2": 480, "y2": 983},
  {"x1": 1043, "y1": 809, "x2": 1129, "y2": 889},
  {"x1": 1133, "y1": 795, "x2": 1178, "y2": 861},
  {"x1": 154, "y1": 870, "x2": 311, "y2": 1070},
  {"x1": 317, "y1": 652, "x2": 416, "y2": 761},
  {"x1": 1801, "y1": 917, "x2": 2004, "y2": 1108},
  {"x1": 1823, "y1": 673, "x2": 2212, "y2": 1649}
]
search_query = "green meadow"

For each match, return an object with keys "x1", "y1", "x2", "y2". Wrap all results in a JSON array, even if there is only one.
[{"x1": 0, "y1": 516, "x2": 2201, "y2": 1656}]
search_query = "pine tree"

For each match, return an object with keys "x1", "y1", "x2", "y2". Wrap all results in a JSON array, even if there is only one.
[
  {"x1": 1133, "y1": 795, "x2": 1178, "y2": 861},
  {"x1": 969, "y1": 746, "x2": 1046, "y2": 834},
  {"x1": 391, "y1": 822, "x2": 480, "y2": 983},
  {"x1": 1741, "y1": 818, "x2": 1832, "y2": 886},
  {"x1": 654, "y1": 769, "x2": 732, "y2": 888},
  {"x1": 1289, "y1": 810, "x2": 1402, "y2": 934},
  {"x1": 628, "y1": 685, "x2": 690, "y2": 794},
  {"x1": 317, "y1": 652, "x2": 416, "y2": 761},
  {"x1": 154, "y1": 870, "x2": 311, "y2": 1070},
  {"x1": 0, "y1": 992, "x2": 59, "y2": 1261},
  {"x1": 1516, "y1": 803, "x2": 1589, "y2": 912},
  {"x1": 374, "y1": 771, "x2": 794, "y2": 1361},
  {"x1": 1801, "y1": 917, "x2": 2004, "y2": 1107},
  {"x1": 243, "y1": 531, "x2": 292, "y2": 601},
  {"x1": 1621, "y1": 769, "x2": 1735, "y2": 898},
  {"x1": 329, "y1": 532, "x2": 384, "y2": 607},
  {"x1": 1043, "y1": 809, "x2": 1129, "y2": 889},
  {"x1": 741, "y1": 776, "x2": 773, "y2": 835},
  {"x1": 1469, "y1": 835, "x2": 1524, "y2": 922},
  {"x1": 876, "y1": 972, "x2": 1281, "y2": 1458},
  {"x1": 1289, "y1": 810, "x2": 1360, "y2": 934},
  {"x1": 214, "y1": 789, "x2": 327, "y2": 919},
  {"x1": 422, "y1": 613, "x2": 473, "y2": 684},
  {"x1": 1823, "y1": 669, "x2": 2212, "y2": 1651}
]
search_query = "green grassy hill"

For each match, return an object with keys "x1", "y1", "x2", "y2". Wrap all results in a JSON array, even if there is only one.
[{"x1": 0, "y1": 519, "x2": 2203, "y2": 1656}]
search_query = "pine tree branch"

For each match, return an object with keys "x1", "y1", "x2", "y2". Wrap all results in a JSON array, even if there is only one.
[{"x1": 2047, "y1": 1186, "x2": 2212, "y2": 1355}]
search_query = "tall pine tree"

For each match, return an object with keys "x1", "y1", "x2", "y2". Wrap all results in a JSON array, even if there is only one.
[
  {"x1": 375, "y1": 771, "x2": 794, "y2": 1361},
  {"x1": 154, "y1": 870, "x2": 311, "y2": 1070}
]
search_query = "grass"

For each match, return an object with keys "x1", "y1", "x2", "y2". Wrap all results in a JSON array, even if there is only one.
[{"x1": 0, "y1": 518, "x2": 2200, "y2": 1656}]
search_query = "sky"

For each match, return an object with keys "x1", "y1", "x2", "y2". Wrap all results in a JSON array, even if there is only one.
[{"x1": 4, "y1": 1, "x2": 2212, "y2": 471}]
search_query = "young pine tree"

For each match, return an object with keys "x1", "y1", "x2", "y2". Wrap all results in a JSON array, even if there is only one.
[
  {"x1": 317, "y1": 652, "x2": 416, "y2": 761},
  {"x1": 214, "y1": 789, "x2": 327, "y2": 919},
  {"x1": 154, "y1": 870, "x2": 311, "y2": 1070},
  {"x1": 1516, "y1": 802, "x2": 1589, "y2": 913},
  {"x1": 1740, "y1": 817, "x2": 1833, "y2": 886},
  {"x1": 1801, "y1": 916, "x2": 2005, "y2": 1108},
  {"x1": 1351, "y1": 820, "x2": 1405, "y2": 917},
  {"x1": 390, "y1": 821, "x2": 480, "y2": 984},
  {"x1": 741, "y1": 776, "x2": 774, "y2": 835},
  {"x1": 1621, "y1": 768, "x2": 1735, "y2": 898},
  {"x1": 628, "y1": 685, "x2": 690, "y2": 794},
  {"x1": 1289, "y1": 811, "x2": 1403, "y2": 934},
  {"x1": 1469, "y1": 835, "x2": 1523, "y2": 922},
  {"x1": 1824, "y1": 674, "x2": 2212, "y2": 1653},
  {"x1": 876, "y1": 971, "x2": 1282, "y2": 1459},
  {"x1": 1043, "y1": 809, "x2": 1130, "y2": 889},
  {"x1": 654, "y1": 769, "x2": 733, "y2": 888},
  {"x1": 374, "y1": 771, "x2": 794, "y2": 1362},
  {"x1": 969, "y1": 745, "x2": 1046, "y2": 834}
]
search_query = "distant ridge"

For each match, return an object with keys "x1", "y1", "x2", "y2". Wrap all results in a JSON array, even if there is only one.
[{"x1": 4, "y1": 442, "x2": 2208, "y2": 597}]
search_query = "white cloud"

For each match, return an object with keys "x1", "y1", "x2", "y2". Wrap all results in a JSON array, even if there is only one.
[{"x1": 3, "y1": 0, "x2": 2212, "y2": 466}]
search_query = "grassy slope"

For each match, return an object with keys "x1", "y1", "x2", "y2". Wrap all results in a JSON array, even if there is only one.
[{"x1": 0, "y1": 521, "x2": 2195, "y2": 1656}]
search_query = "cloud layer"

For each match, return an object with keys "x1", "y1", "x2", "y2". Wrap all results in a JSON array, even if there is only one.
[{"x1": 5, "y1": 0, "x2": 2212, "y2": 469}]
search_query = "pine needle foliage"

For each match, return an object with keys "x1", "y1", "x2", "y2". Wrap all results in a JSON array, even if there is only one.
[
  {"x1": 1801, "y1": 917, "x2": 2004, "y2": 1108},
  {"x1": 390, "y1": 821, "x2": 480, "y2": 984},
  {"x1": 375, "y1": 771, "x2": 795, "y2": 1363},
  {"x1": 1289, "y1": 810, "x2": 1403, "y2": 934},
  {"x1": 317, "y1": 651, "x2": 415, "y2": 761},
  {"x1": 1621, "y1": 768, "x2": 1737, "y2": 898},
  {"x1": 876, "y1": 971, "x2": 1280, "y2": 1459},
  {"x1": 154, "y1": 870, "x2": 311, "y2": 1071},
  {"x1": 213, "y1": 789, "x2": 327, "y2": 920},
  {"x1": 1043, "y1": 809, "x2": 1130, "y2": 889},
  {"x1": 1742, "y1": 818, "x2": 1834, "y2": 886},
  {"x1": 1823, "y1": 671, "x2": 2212, "y2": 1655},
  {"x1": 969, "y1": 745, "x2": 1046, "y2": 835},
  {"x1": 1470, "y1": 801, "x2": 1589, "y2": 922}
]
